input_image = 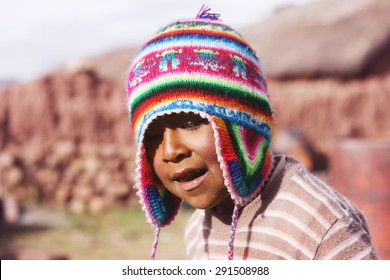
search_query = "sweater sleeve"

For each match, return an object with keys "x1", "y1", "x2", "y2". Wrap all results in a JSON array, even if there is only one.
[{"x1": 314, "y1": 213, "x2": 378, "y2": 260}]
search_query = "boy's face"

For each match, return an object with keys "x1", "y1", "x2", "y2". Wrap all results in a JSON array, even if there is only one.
[{"x1": 144, "y1": 112, "x2": 229, "y2": 209}]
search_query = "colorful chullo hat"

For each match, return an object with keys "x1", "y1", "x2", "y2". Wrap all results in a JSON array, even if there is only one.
[{"x1": 126, "y1": 7, "x2": 274, "y2": 259}]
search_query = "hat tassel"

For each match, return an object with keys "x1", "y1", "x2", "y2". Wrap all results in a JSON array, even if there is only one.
[
  {"x1": 150, "y1": 225, "x2": 160, "y2": 260},
  {"x1": 228, "y1": 203, "x2": 241, "y2": 260}
]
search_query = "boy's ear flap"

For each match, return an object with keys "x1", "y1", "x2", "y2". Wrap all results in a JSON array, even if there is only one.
[
  {"x1": 209, "y1": 115, "x2": 273, "y2": 205},
  {"x1": 145, "y1": 184, "x2": 182, "y2": 227},
  {"x1": 136, "y1": 142, "x2": 182, "y2": 227}
]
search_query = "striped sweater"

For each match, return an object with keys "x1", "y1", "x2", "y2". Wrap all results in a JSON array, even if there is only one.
[{"x1": 184, "y1": 155, "x2": 378, "y2": 260}]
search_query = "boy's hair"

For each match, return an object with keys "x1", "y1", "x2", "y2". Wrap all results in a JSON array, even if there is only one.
[{"x1": 126, "y1": 7, "x2": 274, "y2": 259}]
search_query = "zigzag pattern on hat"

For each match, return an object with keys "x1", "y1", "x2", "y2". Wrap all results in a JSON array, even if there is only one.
[{"x1": 211, "y1": 116, "x2": 273, "y2": 204}]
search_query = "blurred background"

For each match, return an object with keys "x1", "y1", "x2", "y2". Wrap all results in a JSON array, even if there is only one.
[{"x1": 0, "y1": 0, "x2": 389, "y2": 260}]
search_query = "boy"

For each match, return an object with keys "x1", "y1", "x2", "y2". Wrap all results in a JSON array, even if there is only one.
[{"x1": 126, "y1": 7, "x2": 377, "y2": 260}]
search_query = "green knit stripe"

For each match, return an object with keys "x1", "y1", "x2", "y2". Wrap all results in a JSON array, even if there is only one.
[{"x1": 129, "y1": 73, "x2": 271, "y2": 115}]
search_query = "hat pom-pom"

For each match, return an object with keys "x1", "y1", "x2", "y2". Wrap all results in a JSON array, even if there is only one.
[{"x1": 196, "y1": 5, "x2": 221, "y2": 20}]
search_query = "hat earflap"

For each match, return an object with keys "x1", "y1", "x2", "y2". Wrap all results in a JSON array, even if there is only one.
[
  {"x1": 135, "y1": 142, "x2": 182, "y2": 227},
  {"x1": 211, "y1": 115, "x2": 273, "y2": 205}
]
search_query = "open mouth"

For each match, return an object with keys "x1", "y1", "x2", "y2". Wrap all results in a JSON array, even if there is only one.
[{"x1": 173, "y1": 169, "x2": 208, "y2": 183}]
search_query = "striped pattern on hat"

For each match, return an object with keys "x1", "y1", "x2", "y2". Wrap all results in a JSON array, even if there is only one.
[{"x1": 126, "y1": 17, "x2": 274, "y2": 229}]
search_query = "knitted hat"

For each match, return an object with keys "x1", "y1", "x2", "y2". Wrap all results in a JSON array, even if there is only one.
[{"x1": 126, "y1": 6, "x2": 274, "y2": 259}]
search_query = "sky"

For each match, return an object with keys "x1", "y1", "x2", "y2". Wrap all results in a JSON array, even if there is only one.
[{"x1": 0, "y1": 0, "x2": 312, "y2": 82}]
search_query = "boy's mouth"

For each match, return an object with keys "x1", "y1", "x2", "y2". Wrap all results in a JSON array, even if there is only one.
[{"x1": 173, "y1": 168, "x2": 207, "y2": 183}]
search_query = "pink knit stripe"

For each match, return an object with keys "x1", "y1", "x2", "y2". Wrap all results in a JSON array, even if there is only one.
[{"x1": 134, "y1": 45, "x2": 261, "y2": 73}]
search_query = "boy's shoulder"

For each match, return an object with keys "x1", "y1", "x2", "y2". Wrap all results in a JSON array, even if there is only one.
[
  {"x1": 252, "y1": 155, "x2": 374, "y2": 259},
  {"x1": 263, "y1": 155, "x2": 370, "y2": 242},
  {"x1": 267, "y1": 154, "x2": 360, "y2": 221}
]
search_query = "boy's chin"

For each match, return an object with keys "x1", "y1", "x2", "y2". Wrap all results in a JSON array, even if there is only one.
[
  {"x1": 184, "y1": 200, "x2": 218, "y2": 210},
  {"x1": 185, "y1": 195, "x2": 233, "y2": 211}
]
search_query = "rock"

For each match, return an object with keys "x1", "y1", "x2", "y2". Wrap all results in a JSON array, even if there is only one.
[
  {"x1": 95, "y1": 171, "x2": 112, "y2": 192},
  {"x1": 55, "y1": 185, "x2": 72, "y2": 206},
  {"x1": 88, "y1": 197, "x2": 108, "y2": 215},
  {"x1": 23, "y1": 144, "x2": 47, "y2": 165},
  {"x1": 3, "y1": 166, "x2": 24, "y2": 188},
  {"x1": 2, "y1": 195, "x2": 20, "y2": 223},
  {"x1": 68, "y1": 199, "x2": 85, "y2": 215},
  {"x1": 83, "y1": 155, "x2": 101, "y2": 175},
  {"x1": 72, "y1": 185, "x2": 94, "y2": 202},
  {"x1": 0, "y1": 153, "x2": 14, "y2": 168},
  {"x1": 51, "y1": 141, "x2": 77, "y2": 166},
  {"x1": 104, "y1": 182, "x2": 131, "y2": 200}
]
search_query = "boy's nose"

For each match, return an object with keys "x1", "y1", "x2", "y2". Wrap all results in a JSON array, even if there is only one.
[{"x1": 161, "y1": 129, "x2": 190, "y2": 163}]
